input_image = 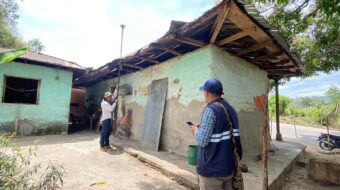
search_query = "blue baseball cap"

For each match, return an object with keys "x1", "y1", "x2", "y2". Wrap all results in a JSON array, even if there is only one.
[{"x1": 199, "y1": 79, "x2": 224, "y2": 95}]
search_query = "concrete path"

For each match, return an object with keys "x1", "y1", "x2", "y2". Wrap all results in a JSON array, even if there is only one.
[
  {"x1": 112, "y1": 137, "x2": 305, "y2": 190},
  {"x1": 12, "y1": 131, "x2": 187, "y2": 190}
]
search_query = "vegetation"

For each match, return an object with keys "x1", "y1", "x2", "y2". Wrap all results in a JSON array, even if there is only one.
[
  {"x1": 0, "y1": 0, "x2": 44, "y2": 51},
  {"x1": 269, "y1": 85, "x2": 340, "y2": 128},
  {"x1": 248, "y1": 0, "x2": 340, "y2": 76},
  {"x1": 0, "y1": 135, "x2": 64, "y2": 189},
  {"x1": 0, "y1": 47, "x2": 28, "y2": 64}
]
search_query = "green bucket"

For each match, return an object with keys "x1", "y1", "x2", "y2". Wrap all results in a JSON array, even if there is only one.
[{"x1": 187, "y1": 145, "x2": 198, "y2": 166}]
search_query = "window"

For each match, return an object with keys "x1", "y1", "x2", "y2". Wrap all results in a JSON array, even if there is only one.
[{"x1": 2, "y1": 76, "x2": 40, "y2": 104}]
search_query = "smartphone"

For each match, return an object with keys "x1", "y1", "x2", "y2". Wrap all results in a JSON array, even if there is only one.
[{"x1": 186, "y1": 121, "x2": 193, "y2": 127}]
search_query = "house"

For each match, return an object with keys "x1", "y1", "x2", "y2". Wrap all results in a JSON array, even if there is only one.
[
  {"x1": 0, "y1": 48, "x2": 86, "y2": 135},
  {"x1": 76, "y1": 0, "x2": 304, "y2": 156}
]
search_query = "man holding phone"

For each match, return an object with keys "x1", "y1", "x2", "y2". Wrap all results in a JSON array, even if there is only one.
[{"x1": 190, "y1": 79, "x2": 242, "y2": 190}]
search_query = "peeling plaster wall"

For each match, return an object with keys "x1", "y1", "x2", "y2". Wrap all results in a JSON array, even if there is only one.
[
  {"x1": 87, "y1": 45, "x2": 268, "y2": 156},
  {"x1": 0, "y1": 62, "x2": 73, "y2": 135},
  {"x1": 86, "y1": 47, "x2": 213, "y2": 154},
  {"x1": 210, "y1": 45, "x2": 268, "y2": 154}
]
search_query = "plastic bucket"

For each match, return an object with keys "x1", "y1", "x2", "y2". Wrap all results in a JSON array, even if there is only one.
[{"x1": 187, "y1": 145, "x2": 198, "y2": 166}]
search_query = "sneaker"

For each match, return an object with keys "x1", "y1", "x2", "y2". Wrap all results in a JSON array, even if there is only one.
[{"x1": 105, "y1": 145, "x2": 113, "y2": 150}]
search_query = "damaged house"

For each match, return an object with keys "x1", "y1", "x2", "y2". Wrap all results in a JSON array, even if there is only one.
[
  {"x1": 75, "y1": 0, "x2": 304, "y2": 156},
  {"x1": 0, "y1": 48, "x2": 85, "y2": 135}
]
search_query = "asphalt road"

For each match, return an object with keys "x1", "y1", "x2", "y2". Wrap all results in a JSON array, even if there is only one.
[{"x1": 270, "y1": 122, "x2": 340, "y2": 149}]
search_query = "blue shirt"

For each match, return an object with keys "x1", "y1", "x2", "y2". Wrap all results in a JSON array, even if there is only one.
[{"x1": 195, "y1": 107, "x2": 216, "y2": 147}]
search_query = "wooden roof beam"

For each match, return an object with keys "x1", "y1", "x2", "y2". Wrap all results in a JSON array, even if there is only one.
[
  {"x1": 236, "y1": 40, "x2": 272, "y2": 56},
  {"x1": 135, "y1": 55, "x2": 160, "y2": 64},
  {"x1": 151, "y1": 43, "x2": 182, "y2": 56},
  {"x1": 217, "y1": 26, "x2": 256, "y2": 46},
  {"x1": 121, "y1": 63, "x2": 143, "y2": 70},
  {"x1": 228, "y1": 0, "x2": 278, "y2": 53},
  {"x1": 210, "y1": 2, "x2": 230, "y2": 43},
  {"x1": 172, "y1": 35, "x2": 207, "y2": 47},
  {"x1": 251, "y1": 51, "x2": 283, "y2": 62}
]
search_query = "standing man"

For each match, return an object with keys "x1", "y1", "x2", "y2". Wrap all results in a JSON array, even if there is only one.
[
  {"x1": 100, "y1": 84, "x2": 119, "y2": 152},
  {"x1": 190, "y1": 79, "x2": 242, "y2": 190}
]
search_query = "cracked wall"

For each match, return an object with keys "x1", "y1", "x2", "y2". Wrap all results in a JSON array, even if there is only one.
[{"x1": 87, "y1": 45, "x2": 268, "y2": 156}]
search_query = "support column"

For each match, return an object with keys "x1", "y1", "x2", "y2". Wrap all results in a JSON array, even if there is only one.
[{"x1": 275, "y1": 79, "x2": 283, "y2": 141}]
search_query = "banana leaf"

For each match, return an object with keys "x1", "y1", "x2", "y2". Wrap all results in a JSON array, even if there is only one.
[{"x1": 0, "y1": 47, "x2": 28, "y2": 65}]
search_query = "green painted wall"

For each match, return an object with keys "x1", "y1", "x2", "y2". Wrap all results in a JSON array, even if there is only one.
[
  {"x1": 210, "y1": 45, "x2": 268, "y2": 154},
  {"x1": 0, "y1": 62, "x2": 73, "y2": 135},
  {"x1": 86, "y1": 45, "x2": 269, "y2": 156},
  {"x1": 86, "y1": 46, "x2": 213, "y2": 107}
]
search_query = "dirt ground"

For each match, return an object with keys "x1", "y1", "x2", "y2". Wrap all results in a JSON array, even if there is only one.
[
  {"x1": 282, "y1": 147, "x2": 340, "y2": 190},
  {"x1": 12, "y1": 131, "x2": 187, "y2": 190}
]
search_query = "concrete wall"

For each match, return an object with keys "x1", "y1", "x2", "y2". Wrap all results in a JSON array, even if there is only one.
[
  {"x1": 0, "y1": 62, "x2": 73, "y2": 135},
  {"x1": 87, "y1": 45, "x2": 268, "y2": 156},
  {"x1": 86, "y1": 47, "x2": 213, "y2": 155},
  {"x1": 210, "y1": 45, "x2": 268, "y2": 154}
]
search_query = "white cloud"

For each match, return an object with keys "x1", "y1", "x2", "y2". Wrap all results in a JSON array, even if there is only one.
[{"x1": 17, "y1": 0, "x2": 214, "y2": 68}]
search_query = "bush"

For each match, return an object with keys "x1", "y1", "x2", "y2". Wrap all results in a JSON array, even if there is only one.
[{"x1": 0, "y1": 135, "x2": 64, "y2": 190}]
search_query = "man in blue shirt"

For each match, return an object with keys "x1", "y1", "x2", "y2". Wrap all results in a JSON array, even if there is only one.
[{"x1": 190, "y1": 79, "x2": 242, "y2": 190}]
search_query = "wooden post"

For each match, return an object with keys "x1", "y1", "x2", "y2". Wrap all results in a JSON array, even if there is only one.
[
  {"x1": 294, "y1": 115, "x2": 297, "y2": 139},
  {"x1": 275, "y1": 79, "x2": 283, "y2": 141}
]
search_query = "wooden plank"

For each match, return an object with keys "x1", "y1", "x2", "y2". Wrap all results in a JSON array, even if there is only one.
[
  {"x1": 228, "y1": 0, "x2": 278, "y2": 52},
  {"x1": 217, "y1": 26, "x2": 256, "y2": 46},
  {"x1": 210, "y1": 3, "x2": 230, "y2": 43},
  {"x1": 172, "y1": 35, "x2": 207, "y2": 47},
  {"x1": 251, "y1": 51, "x2": 283, "y2": 61},
  {"x1": 236, "y1": 40, "x2": 272, "y2": 56},
  {"x1": 122, "y1": 63, "x2": 143, "y2": 70},
  {"x1": 141, "y1": 78, "x2": 168, "y2": 151},
  {"x1": 151, "y1": 43, "x2": 182, "y2": 56},
  {"x1": 135, "y1": 55, "x2": 160, "y2": 64}
]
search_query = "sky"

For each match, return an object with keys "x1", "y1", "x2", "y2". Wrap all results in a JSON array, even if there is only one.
[{"x1": 16, "y1": 0, "x2": 340, "y2": 98}]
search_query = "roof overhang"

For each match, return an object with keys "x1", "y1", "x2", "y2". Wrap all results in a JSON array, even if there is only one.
[{"x1": 75, "y1": 0, "x2": 304, "y2": 87}]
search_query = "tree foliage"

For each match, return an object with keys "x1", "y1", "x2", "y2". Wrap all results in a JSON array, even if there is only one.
[
  {"x1": 268, "y1": 95, "x2": 291, "y2": 115},
  {"x1": 248, "y1": 0, "x2": 340, "y2": 76},
  {"x1": 28, "y1": 39, "x2": 45, "y2": 53},
  {"x1": 0, "y1": 0, "x2": 45, "y2": 50},
  {"x1": 325, "y1": 85, "x2": 340, "y2": 104},
  {"x1": 0, "y1": 0, "x2": 25, "y2": 48},
  {"x1": 0, "y1": 47, "x2": 28, "y2": 64}
]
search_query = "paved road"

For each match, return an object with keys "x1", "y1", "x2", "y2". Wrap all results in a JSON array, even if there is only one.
[
  {"x1": 270, "y1": 122, "x2": 340, "y2": 149},
  {"x1": 13, "y1": 131, "x2": 187, "y2": 190}
]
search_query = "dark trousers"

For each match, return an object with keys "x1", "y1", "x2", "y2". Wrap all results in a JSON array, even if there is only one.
[{"x1": 100, "y1": 119, "x2": 112, "y2": 147}]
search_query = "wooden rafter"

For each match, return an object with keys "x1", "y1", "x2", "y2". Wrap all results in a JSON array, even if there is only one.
[
  {"x1": 217, "y1": 26, "x2": 256, "y2": 46},
  {"x1": 151, "y1": 43, "x2": 182, "y2": 56},
  {"x1": 236, "y1": 40, "x2": 272, "y2": 56},
  {"x1": 228, "y1": 0, "x2": 278, "y2": 53},
  {"x1": 251, "y1": 51, "x2": 283, "y2": 62},
  {"x1": 172, "y1": 35, "x2": 207, "y2": 47},
  {"x1": 210, "y1": 3, "x2": 230, "y2": 43},
  {"x1": 263, "y1": 65, "x2": 295, "y2": 70},
  {"x1": 122, "y1": 63, "x2": 143, "y2": 70},
  {"x1": 135, "y1": 55, "x2": 160, "y2": 64}
]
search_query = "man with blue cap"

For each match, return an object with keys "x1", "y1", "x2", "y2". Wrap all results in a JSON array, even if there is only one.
[{"x1": 190, "y1": 79, "x2": 243, "y2": 190}]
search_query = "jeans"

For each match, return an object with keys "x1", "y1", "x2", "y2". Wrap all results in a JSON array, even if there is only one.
[{"x1": 100, "y1": 119, "x2": 112, "y2": 147}]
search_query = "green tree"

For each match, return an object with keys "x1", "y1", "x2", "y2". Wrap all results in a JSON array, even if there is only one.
[
  {"x1": 247, "y1": 0, "x2": 340, "y2": 76},
  {"x1": 268, "y1": 95, "x2": 291, "y2": 115},
  {"x1": 28, "y1": 38, "x2": 45, "y2": 53},
  {"x1": 0, "y1": 0, "x2": 25, "y2": 48},
  {"x1": 325, "y1": 85, "x2": 340, "y2": 104}
]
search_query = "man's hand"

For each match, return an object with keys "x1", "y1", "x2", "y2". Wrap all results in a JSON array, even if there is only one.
[{"x1": 190, "y1": 124, "x2": 200, "y2": 135}]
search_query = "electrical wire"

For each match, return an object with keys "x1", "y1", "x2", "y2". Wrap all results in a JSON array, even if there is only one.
[{"x1": 4, "y1": 84, "x2": 38, "y2": 92}]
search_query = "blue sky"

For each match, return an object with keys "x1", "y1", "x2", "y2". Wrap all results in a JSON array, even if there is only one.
[{"x1": 17, "y1": 0, "x2": 339, "y2": 98}]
